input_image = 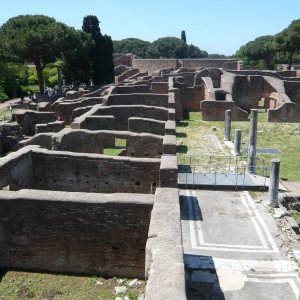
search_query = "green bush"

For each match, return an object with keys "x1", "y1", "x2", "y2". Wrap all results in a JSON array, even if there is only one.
[
  {"x1": 0, "y1": 86, "x2": 9, "y2": 102},
  {"x1": 48, "y1": 74, "x2": 58, "y2": 86}
]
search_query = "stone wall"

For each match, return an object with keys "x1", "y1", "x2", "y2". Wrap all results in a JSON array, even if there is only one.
[
  {"x1": 128, "y1": 117, "x2": 166, "y2": 136},
  {"x1": 52, "y1": 129, "x2": 163, "y2": 158},
  {"x1": 145, "y1": 188, "x2": 186, "y2": 300},
  {"x1": 103, "y1": 93, "x2": 169, "y2": 108},
  {"x1": 14, "y1": 110, "x2": 56, "y2": 136},
  {"x1": 284, "y1": 81, "x2": 300, "y2": 106},
  {"x1": 182, "y1": 59, "x2": 239, "y2": 70},
  {"x1": 19, "y1": 133, "x2": 53, "y2": 150},
  {"x1": 151, "y1": 82, "x2": 169, "y2": 94},
  {"x1": 35, "y1": 121, "x2": 65, "y2": 134},
  {"x1": 0, "y1": 189, "x2": 153, "y2": 278},
  {"x1": 111, "y1": 84, "x2": 151, "y2": 94},
  {"x1": 30, "y1": 150, "x2": 160, "y2": 194},
  {"x1": 132, "y1": 59, "x2": 178, "y2": 75},
  {"x1": 72, "y1": 105, "x2": 170, "y2": 131},
  {"x1": 56, "y1": 97, "x2": 103, "y2": 124},
  {"x1": 232, "y1": 75, "x2": 276, "y2": 111},
  {"x1": 201, "y1": 100, "x2": 249, "y2": 121},
  {"x1": 267, "y1": 102, "x2": 300, "y2": 122},
  {"x1": 132, "y1": 59, "x2": 239, "y2": 75},
  {"x1": 0, "y1": 123, "x2": 23, "y2": 154}
]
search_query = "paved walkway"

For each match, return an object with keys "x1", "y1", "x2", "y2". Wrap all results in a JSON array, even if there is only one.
[{"x1": 181, "y1": 189, "x2": 300, "y2": 299}]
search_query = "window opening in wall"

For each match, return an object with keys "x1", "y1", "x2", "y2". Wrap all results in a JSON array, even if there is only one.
[{"x1": 103, "y1": 138, "x2": 127, "y2": 156}]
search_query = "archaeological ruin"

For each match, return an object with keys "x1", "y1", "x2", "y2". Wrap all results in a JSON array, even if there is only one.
[{"x1": 0, "y1": 57, "x2": 300, "y2": 299}]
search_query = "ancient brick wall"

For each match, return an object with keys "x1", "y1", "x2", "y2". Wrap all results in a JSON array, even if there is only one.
[
  {"x1": 57, "y1": 98, "x2": 103, "y2": 124},
  {"x1": 0, "y1": 189, "x2": 153, "y2": 278},
  {"x1": 145, "y1": 188, "x2": 186, "y2": 300},
  {"x1": 35, "y1": 121, "x2": 65, "y2": 134},
  {"x1": 112, "y1": 85, "x2": 151, "y2": 94},
  {"x1": 231, "y1": 75, "x2": 276, "y2": 111},
  {"x1": 267, "y1": 102, "x2": 300, "y2": 122},
  {"x1": 29, "y1": 150, "x2": 160, "y2": 194},
  {"x1": 201, "y1": 100, "x2": 249, "y2": 121},
  {"x1": 132, "y1": 59, "x2": 178, "y2": 74},
  {"x1": 14, "y1": 111, "x2": 56, "y2": 136},
  {"x1": 182, "y1": 59, "x2": 239, "y2": 69},
  {"x1": 284, "y1": 81, "x2": 300, "y2": 106},
  {"x1": 104, "y1": 93, "x2": 169, "y2": 108},
  {"x1": 128, "y1": 117, "x2": 166, "y2": 136},
  {"x1": 151, "y1": 82, "x2": 169, "y2": 94},
  {"x1": 19, "y1": 133, "x2": 53, "y2": 150},
  {"x1": 73, "y1": 105, "x2": 169, "y2": 131},
  {"x1": 51, "y1": 129, "x2": 163, "y2": 158},
  {"x1": 0, "y1": 123, "x2": 23, "y2": 154},
  {"x1": 180, "y1": 86, "x2": 204, "y2": 112}
]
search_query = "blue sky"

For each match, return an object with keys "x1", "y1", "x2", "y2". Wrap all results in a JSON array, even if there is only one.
[{"x1": 0, "y1": 0, "x2": 299, "y2": 55}]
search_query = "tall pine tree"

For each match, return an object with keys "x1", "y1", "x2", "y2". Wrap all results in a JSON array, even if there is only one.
[{"x1": 82, "y1": 16, "x2": 114, "y2": 84}]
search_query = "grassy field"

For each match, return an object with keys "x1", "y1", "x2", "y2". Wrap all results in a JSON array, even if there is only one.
[
  {"x1": 176, "y1": 111, "x2": 300, "y2": 181},
  {"x1": 0, "y1": 271, "x2": 144, "y2": 300}
]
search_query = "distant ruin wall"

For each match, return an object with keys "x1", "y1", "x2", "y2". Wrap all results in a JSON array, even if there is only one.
[
  {"x1": 0, "y1": 189, "x2": 153, "y2": 278},
  {"x1": 132, "y1": 59, "x2": 178, "y2": 74},
  {"x1": 132, "y1": 59, "x2": 239, "y2": 74},
  {"x1": 182, "y1": 59, "x2": 239, "y2": 70}
]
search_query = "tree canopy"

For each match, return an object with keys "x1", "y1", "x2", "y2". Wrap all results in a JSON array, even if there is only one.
[
  {"x1": 0, "y1": 14, "x2": 90, "y2": 93},
  {"x1": 235, "y1": 19, "x2": 300, "y2": 70},
  {"x1": 275, "y1": 19, "x2": 300, "y2": 69},
  {"x1": 82, "y1": 15, "x2": 114, "y2": 85},
  {"x1": 113, "y1": 38, "x2": 151, "y2": 58},
  {"x1": 114, "y1": 36, "x2": 207, "y2": 59}
]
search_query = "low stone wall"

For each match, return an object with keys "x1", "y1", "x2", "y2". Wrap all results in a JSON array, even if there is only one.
[
  {"x1": 0, "y1": 147, "x2": 178, "y2": 192},
  {"x1": 14, "y1": 110, "x2": 56, "y2": 136},
  {"x1": 151, "y1": 82, "x2": 169, "y2": 94},
  {"x1": 72, "y1": 105, "x2": 170, "y2": 131},
  {"x1": 56, "y1": 97, "x2": 103, "y2": 124},
  {"x1": 115, "y1": 68, "x2": 139, "y2": 83},
  {"x1": 19, "y1": 133, "x2": 53, "y2": 150},
  {"x1": 284, "y1": 81, "x2": 300, "y2": 106},
  {"x1": 201, "y1": 100, "x2": 249, "y2": 121},
  {"x1": 35, "y1": 121, "x2": 65, "y2": 134},
  {"x1": 0, "y1": 123, "x2": 23, "y2": 154},
  {"x1": 128, "y1": 117, "x2": 166, "y2": 136},
  {"x1": 111, "y1": 84, "x2": 151, "y2": 94},
  {"x1": 103, "y1": 93, "x2": 169, "y2": 108},
  {"x1": 20, "y1": 130, "x2": 165, "y2": 158},
  {"x1": 0, "y1": 189, "x2": 153, "y2": 278},
  {"x1": 169, "y1": 77, "x2": 183, "y2": 120},
  {"x1": 267, "y1": 102, "x2": 300, "y2": 122},
  {"x1": 145, "y1": 188, "x2": 186, "y2": 300}
]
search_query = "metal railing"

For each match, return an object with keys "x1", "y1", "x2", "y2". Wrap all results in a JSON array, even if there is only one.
[{"x1": 178, "y1": 154, "x2": 269, "y2": 190}]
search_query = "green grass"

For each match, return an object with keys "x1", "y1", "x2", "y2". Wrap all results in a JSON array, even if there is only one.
[
  {"x1": 103, "y1": 138, "x2": 126, "y2": 156},
  {"x1": 176, "y1": 111, "x2": 300, "y2": 181},
  {"x1": 0, "y1": 271, "x2": 144, "y2": 300}
]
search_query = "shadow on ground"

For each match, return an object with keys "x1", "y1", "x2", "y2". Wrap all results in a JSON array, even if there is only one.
[{"x1": 184, "y1": 254, "x2": 225, "y2": 300}]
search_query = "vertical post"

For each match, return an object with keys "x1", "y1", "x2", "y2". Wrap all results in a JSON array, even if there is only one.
[
  {"x1": 224, "y1": 110, "x2": 231, "y2": 141},
  {"x1": 268, "y1": 159, "x2": 280, "y2": 208},
  {"x1": 247, "y1": 109, "x2": 258, "y2": 173},
  {"x1": 234, "y1": 129, "x2": 242, "y2": 156}
]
